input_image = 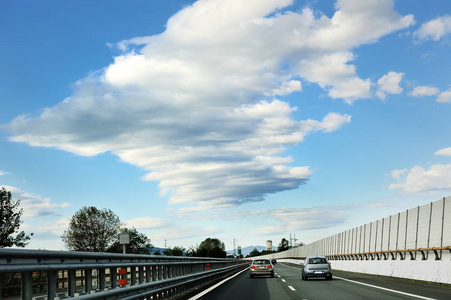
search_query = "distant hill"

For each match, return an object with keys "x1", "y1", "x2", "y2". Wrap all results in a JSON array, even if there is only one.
[{"x1": 227, "y1": 245, "x2": 277, "y2": 257}]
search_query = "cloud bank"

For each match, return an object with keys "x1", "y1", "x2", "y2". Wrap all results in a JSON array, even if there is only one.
[
  {"x1": 415, "y1": 15, "x2": 451, "y2": 41},
  {"x1": 0, "y1": 185, "x2": 69, "y2": 218},
  {"x1": 3, "y1": 0, "x2": 414, "y2": 210},
  {"x1": 389, "y1": 164, "x2": 451, "y2": 194}
]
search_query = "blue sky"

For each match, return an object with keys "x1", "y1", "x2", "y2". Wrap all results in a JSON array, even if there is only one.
[{"x1": 1, "y1": 0, "x2": 450, "y2": 251}]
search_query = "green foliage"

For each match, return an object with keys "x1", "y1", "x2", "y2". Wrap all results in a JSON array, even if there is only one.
[
  {"x1": 190, "y1": 238, "x2": 226, "y2": 258},
  {"x1": 246, "y1": 248, "x2": 261, "y2": 258},
  {"x1": 107, "y1": 227, "x2": 153, "y2": 254},
  {"x1": 163, "y1": 246, "x2": 185, "y2": 256},
  {"x1": 61, "y1": 206, "x2": 121, "y2": 252},
  {"x1": 0, "y1": 187, "x2": 33, "y2": 247},
  {"x1": 277, "y1": 238, "x2": 290, "y2": 252}
]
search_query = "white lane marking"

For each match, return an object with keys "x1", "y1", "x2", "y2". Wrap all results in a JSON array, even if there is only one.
[
  {"x1": 280, "y1": 263, "x2": 436, "y2": 300},
  {"x1": 281, "y1": 279, "x2": 286, "y2": 282},
  {"x1": 334, "y1": 276, "x2": 437, "y2": 300},
  {"x1": 288, "y1": 286, "x2": 296, "y2": 291},
  {"x1": 188, "y1": 267, "x2": 250, "y2": 300}
]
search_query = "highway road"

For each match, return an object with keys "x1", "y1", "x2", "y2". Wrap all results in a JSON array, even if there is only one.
[{"x1": 188, "y1": 262, "x2": 451, "y2": 300}]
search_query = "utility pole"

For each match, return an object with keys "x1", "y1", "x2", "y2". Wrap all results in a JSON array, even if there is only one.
[
  {"x1": 293, "y1": 234, "x2": 298, "y2": 247},
  {"x1": 233, "y1": 239, "x2": 236, "y2": 256}
]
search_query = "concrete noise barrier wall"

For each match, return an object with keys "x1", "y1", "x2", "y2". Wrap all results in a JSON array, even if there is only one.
[{"x1": 263, "y1": 196, "x2": 451, "y2": 283}]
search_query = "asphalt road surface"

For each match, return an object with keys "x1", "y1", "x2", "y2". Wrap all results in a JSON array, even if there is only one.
[{"x1": 189, "y1": 262, "x2": 451, "y2": 300}]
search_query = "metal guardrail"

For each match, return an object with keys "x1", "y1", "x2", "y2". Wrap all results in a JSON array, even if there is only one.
[
  {"x1": 270, "y1": 246, "x2": 451, "y2": 262},
  {"x1": 327, "y1": 246, "x2": 451, "y2": 261},
  {"x1": 0, "y1": 249, "x2": 250, "y2": 300}
]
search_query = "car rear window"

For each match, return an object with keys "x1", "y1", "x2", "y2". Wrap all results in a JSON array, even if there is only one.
[
  {"x1": 310, "y1": 258, "x2": 327, "y2": 264},
  {"x1": 254, "y1": 260, "x2": 270, "y2": 264}
]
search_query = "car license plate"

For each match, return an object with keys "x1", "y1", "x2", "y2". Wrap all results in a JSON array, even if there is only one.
[{"x1": 314, "y1": 271, "x2": 324, "y2": 274}]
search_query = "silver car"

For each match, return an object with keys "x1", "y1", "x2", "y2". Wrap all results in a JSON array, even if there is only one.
[
  {"x1": 250, "y1": 259, "x2": 275, "y2": 278},
  {"x1": 301, "y1": 256, "x2": 332, "y2": 280}
]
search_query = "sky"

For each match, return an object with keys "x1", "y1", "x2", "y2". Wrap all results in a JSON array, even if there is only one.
[{"x1": 1, "y1": 0, "x2": 450, "y2": 252}]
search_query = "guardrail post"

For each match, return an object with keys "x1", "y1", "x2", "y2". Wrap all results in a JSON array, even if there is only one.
[
  {"x1": 110, "y1": 267, "x2": 117, "y2": 289},
  {"x1": 68, "y1": 269, "x2": 76, "y2": 297},
  {"x1": 152, "y1": 266, "x2": 157, "y2": 282},
  {"x1": 85, "y1": 268, "x2": 92, "y2": 294},
  {"x1": 47, "y1": 270, "x2": 57, "y2": 300},
  {"x1": 158, "y1": 265, "x2": 163, "y2": 280},
  {"x1": 138, "y1": 266, "x2": 144, "y2": 284},
  {"x1": 145, "y1": 266, "x2": 151, "y2": 282},
  {"x1": 21, "y1": 271, "x2": 33, "y2": 300},
  {"x1": 98, "y1": 268, "x2": 106, "y2": 291},
  {"x1": 131, "y1": 267, "x2": 136, "y2": 285}
]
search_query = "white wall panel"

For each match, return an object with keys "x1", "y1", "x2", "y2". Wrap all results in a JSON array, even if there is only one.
[
  {"x1": 363, "y1": 223, "x2": 371, "y2": 253},
  {"x1": 356, "y1": 226, "x2": 362, "y2": 253},
  {"x1": 443, "y1": 196, "x2": 451, "y2": 246},
  {"x1": 382, "y1": 217, "x2": 391, "y2": 251},
  {"x1": 398, "y1": 211, "x2": 407, "y2": 249},
  {"x1": 417, "y1": 203, "x2": 431, "y2": 248},
  {"x1": 370, "y1": 221, "x2": 378, "y2": 252},
  {"x1": 374, "y1": 220, "x2": 382, "y2": 252},
  {"x1": 406, "y1": 207, "x2": 418, "y2": 249},
  {"x1": 430, "y1": 198, "x2": 444, "y2": 246},
  {"x1": 389, "y1": 213, "x2": 399, "y2": 251}
]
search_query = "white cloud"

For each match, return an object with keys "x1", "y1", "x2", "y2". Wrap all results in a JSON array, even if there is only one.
[
  {"x1": 126, "y1": 217, "x2": 166, "y2": 229},
  {"x1": 409, "y1": 85, "x2": 440, "y2": 97},
  {"x1": 389, "y1": 164, "x2": 451, "y2": 194},
  {"x1": 0, "y1": 185, "x2": 70, "y2": 218},
  {"x1": 435, "y1": 147, "x2": 451, "y2": 156},
  {"x1": 437, "y1": 89, "x2": 451, "y2": 103},
  {"x1": 0, "y1": 170, "x2": 8, "y2": 176},
  {"x1": 376, "y1": 71, "x2": 404, "y2": 99},
  {"x1": 415, "y1": 15, "x2": 451, "y2": 41},
  {"x1": 300, "y1": 113, "x2": 351, "y2": 133},
  {"x1": 299, "y1": 52, "x2": 372, "y2": 103},
  {"x1": 3, "y1": 0, "x2": 414, "y2": 210},
  {"x1": 249, "y1": 206, "x2": 349, "y2": 235},
  {"x1": 35, "y1": 218, "x2": 70, "y2": 235},
  {"x1": 272, "y1": 80, "x2": 302, "y2": 96}
]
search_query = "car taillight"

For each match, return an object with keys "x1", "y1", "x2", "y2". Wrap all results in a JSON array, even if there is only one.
[
  {"x1": 251, "y1": 266, "x2": 256, "y2": 269},
  {"x1": 268, "y1": 265, "x2": 273, "y2": 269}
]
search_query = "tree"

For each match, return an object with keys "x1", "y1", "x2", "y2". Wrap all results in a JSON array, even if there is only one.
[
  {"x1": 192, "y1": 238, "x2": 226, "y2": 258},
  {"x1": 0, "y1": 187, "x2": 33, "y2": 247},
  {"x1": 107, "y1": 227, "x2": 153, "y2": 254},
  {"x1": 171, "y1": 246, "x2": 186, "y2": 256},
  {"x1": 246, "y1": 248, "x2": 261, "y2": 258},
  {"x1": 277, "y1": 238, "x2": 290, "y2": 252},
  {"x1": 62, "y1": 206, "x2": 121, "y2": 252}
]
